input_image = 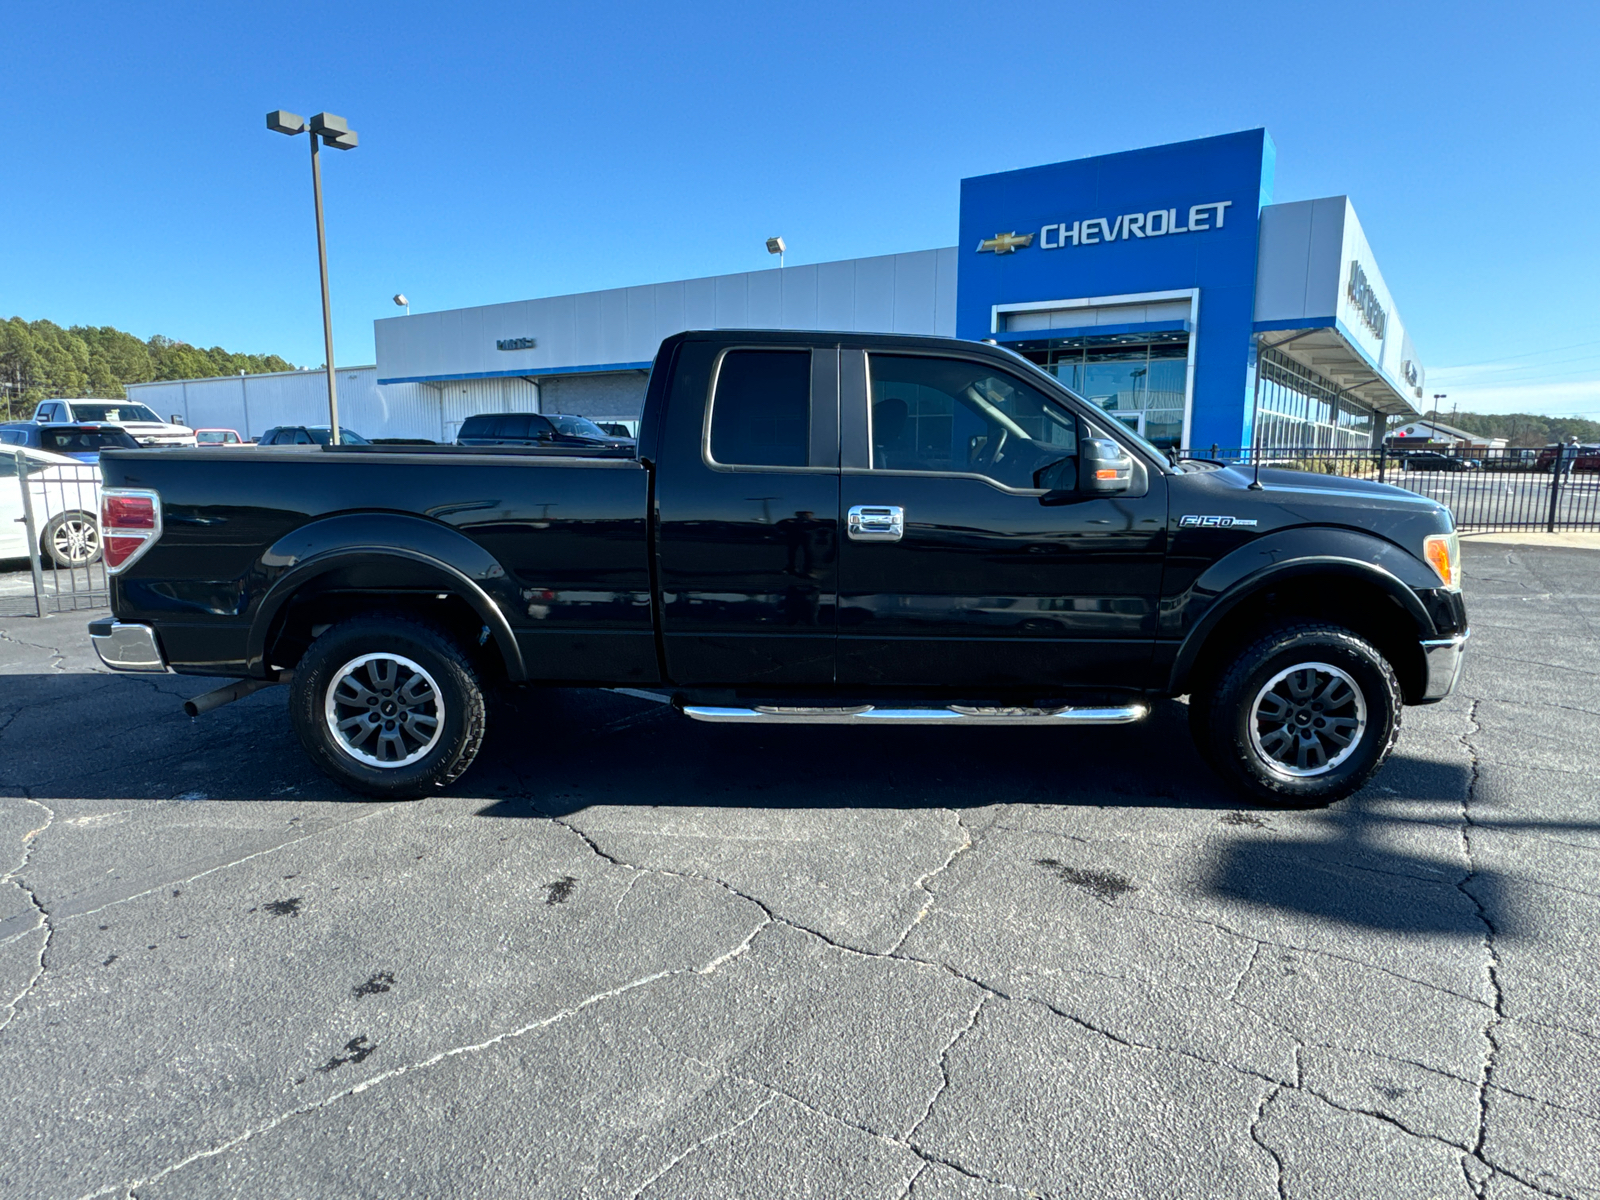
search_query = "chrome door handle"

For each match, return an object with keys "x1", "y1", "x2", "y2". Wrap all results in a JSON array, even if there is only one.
[{"x1": 847, "y1": 504, "x2": 903, "y2": 542}]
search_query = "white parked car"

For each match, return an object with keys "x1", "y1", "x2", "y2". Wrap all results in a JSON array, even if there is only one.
[
  {"x1": 0, "y1": 447, "x2": 103, "y2": 567},
  {"x1": 32, "y1": 399, "x2": 196, "y2": 447}
]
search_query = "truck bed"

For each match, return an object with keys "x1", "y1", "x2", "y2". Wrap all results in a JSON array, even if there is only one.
[{"x1": 98, "y1": 446, "x2": 657, "y2": 683}]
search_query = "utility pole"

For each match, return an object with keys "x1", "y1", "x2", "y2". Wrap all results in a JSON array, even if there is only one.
[{"x1": 267, "y1": 110, "x2": 359, "y2": 445}]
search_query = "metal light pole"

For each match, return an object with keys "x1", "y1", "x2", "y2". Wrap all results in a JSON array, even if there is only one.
[{"x1": 267, "y1": 110, "x2": 359, "y2": 445}]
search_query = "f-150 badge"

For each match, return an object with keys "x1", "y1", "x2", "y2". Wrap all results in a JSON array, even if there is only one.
[
  {"x1": 1180, "y1": 515, "x2": 1259, "y2": 528},
  {"x1": 976, "y1": 231, "x2": 1034, "y2": 254}
]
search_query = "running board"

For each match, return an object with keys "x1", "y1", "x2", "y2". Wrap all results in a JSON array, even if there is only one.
[{"x1": 680, "y1": 703, "x2": 1147, "y2": 726}]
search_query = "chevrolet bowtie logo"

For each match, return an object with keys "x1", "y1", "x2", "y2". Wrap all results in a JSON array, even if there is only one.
[{"x1": 976, "y1": 231, "x2": 1034, "y2": 254}]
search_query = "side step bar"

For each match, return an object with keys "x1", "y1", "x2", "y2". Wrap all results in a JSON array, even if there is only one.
[{"x1": 681, "y1": 703, "x2": 1147, "y2": 726}]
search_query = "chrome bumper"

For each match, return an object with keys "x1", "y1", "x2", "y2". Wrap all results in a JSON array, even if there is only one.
[
  {"x1": 88, "y1": 620, "x2": 168, "y2": 672},
  {"x1": 1420, "y1": 630, "x2": 1469, "y2": 701}
]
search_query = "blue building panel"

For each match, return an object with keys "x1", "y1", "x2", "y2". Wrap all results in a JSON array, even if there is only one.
[{"x1": 957, "y1": 129, "x2": 1276, "y2": 448}]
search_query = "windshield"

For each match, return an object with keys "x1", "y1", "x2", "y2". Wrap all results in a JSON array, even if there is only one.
[
  {"x1": 553, "y1": 416, "x2": 608, "y2": 439},
  {"x1": 306, "y1": 428, "x2": 371, "y2": 445},
  {"x1": 41, "y1": 429, "x2": 137, "y2": 452},
  {"x1": 69, "y1": 403, "x2": 163, "y2": 424}
]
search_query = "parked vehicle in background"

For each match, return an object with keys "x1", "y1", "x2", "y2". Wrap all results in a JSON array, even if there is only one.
[
  {"x1": 594, "y1": 421, "x2": 636, "y2": 439},
  {"x1": 1398, "y1": 451, "x2": 1477, "y2": 471},
  {"x1": 1534, "y1": 444, "x2": 1600, "y2": 473},
  {"x1": 91, "y1": 330, "x2": 1468, "y2": 810},
  {"x1": 0, "y1": 422, "x2": 140, "y2": 463},
  {"x1": 1, "y1": 446, "x2": 102, "y2": 566},
  {"x1": 1479, "y1": 448, "x2": 1542, "y2": 471},
  {"x1": 195, "y1": 428, "x2": 245, "y2": 446},
  {"x1": 455, "y1": 412, "x2": 635, "y2": 451},
  {"x1": 258, "y1": 426, "x2": 372, "y2": 446},
  {"x1": 32, "y1": 400, "x2": 195, "y2": 447}
]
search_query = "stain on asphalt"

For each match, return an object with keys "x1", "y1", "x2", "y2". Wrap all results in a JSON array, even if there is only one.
[
  {"x1": 1373, "y1": 1081, "x2": 1413, "y2": 1102},
  {"x1": 1220, "y1": 811, "x2": 1272, "y2": 828},
  {"x1": 1036, "y1": 858, "x2": 1137, "y2": 902},
  {"x1": 171, "y1": 889, "x2": 181, "y2": 897},
  {"x1": 353, "y1": 971, "x2": 396, "y2": 1000},
  {"x1": 544, "y1": 876, "x2": 578, "y2": 905},
  {"x1": 102, "y1": 955, "x2": 117, "y2": 967},
  {"x1": 264, "y1": 898, "x2": 301, "y2": 918},
  {"x1": 317, "y1": 1035, "x2": 375, "y2": 1073}
]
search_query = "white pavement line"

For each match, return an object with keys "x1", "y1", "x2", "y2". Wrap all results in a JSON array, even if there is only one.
[
  {"x1": 90, "y1": 911, "x2": 773, "y2": 1200},
  {"x1": 57, "y1": 803, "x2": 401, "y2": 925}
]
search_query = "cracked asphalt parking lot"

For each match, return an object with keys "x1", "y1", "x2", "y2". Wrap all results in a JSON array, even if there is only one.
[{"x1": 1, "y1": 541, "x2": 1597, "y2": 1199}]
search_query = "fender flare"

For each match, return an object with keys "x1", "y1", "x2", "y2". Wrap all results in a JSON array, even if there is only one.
[
  {"x1": 1166, "y1": 528, "x2": 1439, "y2": 696},
  {"x1": 245, "y1": 513, "x2": 526, "y2": 681}
]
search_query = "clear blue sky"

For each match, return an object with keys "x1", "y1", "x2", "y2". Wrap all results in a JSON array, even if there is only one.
[{"x1": 4, "y1": 0, "x2": 1596, "y2": 417}]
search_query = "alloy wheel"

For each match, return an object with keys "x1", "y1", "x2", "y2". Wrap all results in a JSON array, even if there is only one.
[
  {"x1": 1248, "y1": 661, "x2": 1368, "y2": 778},
  {"x1": 323, "y1": 652, "x2": 446, "y2": 768}
]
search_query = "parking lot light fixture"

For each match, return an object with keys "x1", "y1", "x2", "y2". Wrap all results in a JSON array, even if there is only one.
[
  {"x1": 267, "y1": 108, "x2": 360, "y2": 445},
  {"x1": 766, "y1": 236, "x2": 785, "y2": 268}
]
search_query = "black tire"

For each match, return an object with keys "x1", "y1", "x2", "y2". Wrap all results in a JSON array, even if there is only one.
[
  {"x1": 289, "y1": 615, "x2": 486, "y2": 799},
  {"x1": 1190, "y1": 622, "x2": 1401, "y2": 808},
  {"x1": 43, "y1": 511, "x2": 102, "y2": 568}
]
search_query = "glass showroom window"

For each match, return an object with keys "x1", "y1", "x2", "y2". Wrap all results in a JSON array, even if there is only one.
[
  {"x1": 1254, "y1": 347, "x2": 1374, "y2": 451},
  {"x1": 1034, "y1": 334, "x2": 1188, "y2": 449}
]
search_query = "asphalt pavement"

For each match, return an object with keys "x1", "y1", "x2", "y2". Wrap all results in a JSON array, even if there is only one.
[{"x1": 1, "y1": 541, "x2": 1597, "y2": 1198}]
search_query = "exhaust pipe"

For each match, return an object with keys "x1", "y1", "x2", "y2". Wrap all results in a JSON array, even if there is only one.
[{"x1": 183, "y1": 672, "x2": 291, "y2": 717}]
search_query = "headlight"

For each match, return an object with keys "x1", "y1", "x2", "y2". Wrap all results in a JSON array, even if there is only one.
[{"x1": 1423, "y1": 532, "x2": 1461, "y2": 591}]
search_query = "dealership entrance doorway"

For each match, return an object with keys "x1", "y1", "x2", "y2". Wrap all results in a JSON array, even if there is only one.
[{"x1": 1011, "y1": 331, "x2": 1190, "y2": 446}]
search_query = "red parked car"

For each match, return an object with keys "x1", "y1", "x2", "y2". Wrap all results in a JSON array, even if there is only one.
[{"x1": 1534, "y1": 444, "x2": 1600, "y2": 472}]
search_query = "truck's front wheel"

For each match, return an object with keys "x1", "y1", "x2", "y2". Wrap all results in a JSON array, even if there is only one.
[
  {"x1": 1190, "y1": 622, "x2": 1401, "y2": 808},
  {"x1": 289, "y1": 616, "x2": 486, "y2": 799}
]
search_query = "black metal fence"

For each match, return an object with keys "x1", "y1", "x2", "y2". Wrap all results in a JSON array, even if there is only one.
[
  {"x1": 1186, "y1": 445, "x2": 1600, "y2": 532},
  {"x1": 1, "y1": 449, "x2": 106, "y2": 617}
]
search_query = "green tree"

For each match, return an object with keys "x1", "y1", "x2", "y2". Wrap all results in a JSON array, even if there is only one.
[{"x1": 0, "y1": 316, "x2": 300, "y2": 420}]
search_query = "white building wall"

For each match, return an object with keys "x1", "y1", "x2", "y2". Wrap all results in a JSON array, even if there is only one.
[
  {"x1": 127, "y1": 367, "x2": 508, "y2": 443},
  {"x1": 1255, "y1": 195, "x2": 1423, "y2": 404},
  {"x1": 373, "y1": 247, "x2": 960, "y2": 384}
]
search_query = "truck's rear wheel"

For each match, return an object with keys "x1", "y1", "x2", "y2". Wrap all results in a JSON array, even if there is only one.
[
  {"x1": 1190, "y1": 622, "x2": 1400, "y2": 808},
  {"x1": 289, "y1": 616, "x2": 485, "y2": 799}
]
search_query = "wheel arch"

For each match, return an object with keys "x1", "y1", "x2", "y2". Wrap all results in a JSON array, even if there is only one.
[
  {"x1": 246, "y1": 514, "x2": 525, "y2": 682},
  {"x1": 1170, "y1": 550, "x2": 1437, "y2": 705}
]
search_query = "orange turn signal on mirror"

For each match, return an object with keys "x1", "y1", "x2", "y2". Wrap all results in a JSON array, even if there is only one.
[{"x1": 1095, "y1": 468, "x2": 1119, "y2": 480}]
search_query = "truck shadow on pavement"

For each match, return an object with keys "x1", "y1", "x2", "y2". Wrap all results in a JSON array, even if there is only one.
[{"x1": 0, "y1": 674, "x2": 1565, "y2": 940}]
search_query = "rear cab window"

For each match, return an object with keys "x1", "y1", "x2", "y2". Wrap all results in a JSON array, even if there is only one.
[{"x1": 709, "y1": 350, "x2": 812, "y2": 468}]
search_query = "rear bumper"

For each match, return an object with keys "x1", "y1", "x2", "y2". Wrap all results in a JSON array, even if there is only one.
[
  {"x1": 1419, "y1": 629, "x2": 1469, "y2": 701},
  {"x1": 88, "y1": 620, "x2": 168, "y2": 672}
]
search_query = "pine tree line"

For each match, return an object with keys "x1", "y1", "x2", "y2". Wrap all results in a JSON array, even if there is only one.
[{"x1": 0, "y1": 317, "x2": 298, "y2": 421}]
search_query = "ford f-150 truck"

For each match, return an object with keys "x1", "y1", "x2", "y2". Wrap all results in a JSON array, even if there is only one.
[{"x1": 88, "y1": 330, "x2": 1468, "y2": 806}]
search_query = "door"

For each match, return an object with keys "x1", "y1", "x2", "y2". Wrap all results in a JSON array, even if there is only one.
[
  {"x1": 655, "y1": 341, "x2": 840, "y2": 686},
  {"x1": 0, "y1": 454, "x2": 28, "y2": 558},
  {"x1": 837, "y1": 348, "x2": 1167, "y2": 690}
]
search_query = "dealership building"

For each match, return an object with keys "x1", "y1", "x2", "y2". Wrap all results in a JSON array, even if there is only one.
[{"x1": 135, "y1": 129, "x2": 1424, "y2": 450}]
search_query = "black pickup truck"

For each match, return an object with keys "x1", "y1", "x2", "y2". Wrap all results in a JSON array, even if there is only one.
[{"x1": 89, "y1": 330, "x2": 1467, "y2": 806}]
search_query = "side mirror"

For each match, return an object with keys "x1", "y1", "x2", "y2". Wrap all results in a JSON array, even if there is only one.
[
  {"x1": 1079, "y1": 438, "x2": 1134, "y2": 494},
  {"x1": 170, "y1": 414, "x2": 184, "y2": 425}
]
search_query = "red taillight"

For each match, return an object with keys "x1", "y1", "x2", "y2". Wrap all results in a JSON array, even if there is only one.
[
  {"x1": 101, "y1": 489, "x2": 162, "y2": 574},
  {"x1": 104, "y1": 494, "x2": 156, "y2": 530}
]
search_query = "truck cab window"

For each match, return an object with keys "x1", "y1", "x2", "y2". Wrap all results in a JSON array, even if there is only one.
[
  {"x1": 867, "y1": 354, "x2": 1077, "y2": 491},
  {"x1": 709, "y1": 350, "x2": 810, "y2": 467}
]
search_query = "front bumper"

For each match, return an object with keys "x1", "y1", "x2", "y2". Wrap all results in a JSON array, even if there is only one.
[
  {"x1": 1420, "y1": 629, "x2": 1469, "y2": 701},
  {"x1": 88, "y1": 620, "x2": 168, "y2": 672}
]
